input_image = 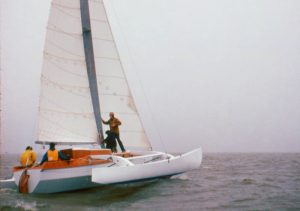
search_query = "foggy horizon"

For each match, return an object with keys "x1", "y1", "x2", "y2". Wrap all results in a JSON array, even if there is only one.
[{"x1": 1, "y1": 0, "x2": 300, "y2": 154}]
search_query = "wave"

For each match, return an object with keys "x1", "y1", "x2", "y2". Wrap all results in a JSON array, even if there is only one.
[
  {"x1": 241, "y1": 178, "x2": 255, "y2": 185},
  {"x1": 0, "y1": 200, "x2": 42, "y2": 211},
  {"x1": 170, "y1": 173, "x2": 190, "y2": 180},
  {"x1": 0, "y1": 188, "x2": 16, "y2": 194},
  {"x1": 202, "y1": 166, "x2": 214, "y2": 169}
]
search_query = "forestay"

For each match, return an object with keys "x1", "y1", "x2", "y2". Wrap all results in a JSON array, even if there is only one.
[{"x1": 37, "y1": 0, "x2": 151, "y2": 150}]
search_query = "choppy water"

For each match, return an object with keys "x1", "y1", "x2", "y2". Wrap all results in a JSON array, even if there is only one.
[{"x1": 0, "y1": 153, "x2": 299, "y2": 210}]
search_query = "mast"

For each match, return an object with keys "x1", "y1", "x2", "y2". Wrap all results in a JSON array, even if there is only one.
[{"x1": 80, "y1": 0, "x2": 104, "y2": 146}]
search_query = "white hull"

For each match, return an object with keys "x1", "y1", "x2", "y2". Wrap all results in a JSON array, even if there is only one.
[
  {"x1": 13, "y1": 163, "x2": 110, "y2": 193},
  {"x1": 8, "y1": 148, "x2": 202, "y2": 193},
  {"x1": 92, "y1": 148, "x2": 202, "y2": 184}
]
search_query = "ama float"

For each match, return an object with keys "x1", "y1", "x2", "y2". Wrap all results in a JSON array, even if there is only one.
[{"x1": 5, "y1": 0, "x2": 202, "y2": 193}]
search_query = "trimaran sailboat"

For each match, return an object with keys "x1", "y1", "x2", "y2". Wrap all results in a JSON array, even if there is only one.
[{"x1": 2, "y1": 0, "x2": 202, "y2": 193}]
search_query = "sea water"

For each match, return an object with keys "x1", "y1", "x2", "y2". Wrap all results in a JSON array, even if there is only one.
[{"x1": 0, "y1": 153, "x2": 299, "y2": 210}]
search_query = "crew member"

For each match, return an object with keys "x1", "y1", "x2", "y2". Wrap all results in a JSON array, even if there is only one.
[
  {"x1": 20, "y1": 146, "x2": 37, "y2": 167},
  {"x1": 40, "y1": 143, "x2": 70, "y2": 165},
  {"x1": 104, "y1": 130, "x2": 117, "y2": 153},
  {"x1": 102, "y1": 112, "x2": 126, "y2": 152}
]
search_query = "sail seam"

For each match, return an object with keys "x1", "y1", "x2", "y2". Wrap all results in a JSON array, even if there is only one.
[
  {"x1": 46, "y1": 38, "x2": 84, "y2": 58},
  {"x1": 41, "y1": 79, "x2": 90, "y2": 99},
  {"x1": 42, "y1": 75, "x2": 89, "y2": 90},
  {"x1": 39, "y1": 115, "x2": 95, "y2": 140},
  {"x1": 48, "y1": 26, "x2": 114, "y2": 42},
  {"x1": 46, "y1": 59, "x2": 126, "y2": 80},
  {"x1": 51, "y1": 2, "x2": 80, "y2": 10},
  {"x1": 52, "y1": 5, "x2": 107, "y2": 24},
  {"x1": 45, "y1": 51, "x2": 120, "y2": 62},
  {"x1": 52, "y1": 5, "x2": 81, "y2": 19},
  {"x1": 47, "y1": 26, "x2": 81, "y2": 39},
  {"x1": 44, "y1": 51, "x2": 85, "y2": 62},
  {"x1": 40, "y1": 108, "x2": 94, "y2": 118}
]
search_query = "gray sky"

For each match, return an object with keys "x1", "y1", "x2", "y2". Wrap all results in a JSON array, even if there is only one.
[{"x1": 1, "y1": 0, "x2": 300, "y2": 153}]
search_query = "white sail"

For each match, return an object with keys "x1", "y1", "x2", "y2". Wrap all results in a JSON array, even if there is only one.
[
  {"x1": 90, "y1": 0, "x2": 151, "y2": 150},
  {"x1": 38, "y1": 0, "x2": 151, "y2": 150},
  {"x1": 37, "y1": 0, "x2": 98, "y2": 144}
]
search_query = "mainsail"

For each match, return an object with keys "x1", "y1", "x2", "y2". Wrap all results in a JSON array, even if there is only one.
[{"x1": 37, "y1": 0, "x2": 151, "y2": 150}]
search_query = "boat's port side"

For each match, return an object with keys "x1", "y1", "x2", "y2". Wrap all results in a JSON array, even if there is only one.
[{"x1": 12, "y1": 149, "x2": 114, "y2": 173}]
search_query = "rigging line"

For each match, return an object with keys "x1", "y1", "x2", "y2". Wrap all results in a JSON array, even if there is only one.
[{"x1": 111, "y1": 3, "x2": 167, "y2": 153}]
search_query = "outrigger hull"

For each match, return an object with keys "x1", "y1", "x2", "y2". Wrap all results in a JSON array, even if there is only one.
[{"x1": 92, "y1": 148, "x2": 202, "y2": 184}]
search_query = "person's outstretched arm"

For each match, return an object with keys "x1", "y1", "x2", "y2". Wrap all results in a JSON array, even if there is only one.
[{"x1": 40, "y1": 153, "x2": 47, "y2": 165}]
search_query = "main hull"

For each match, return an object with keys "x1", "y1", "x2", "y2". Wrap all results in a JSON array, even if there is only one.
[{"x1": 13, "y1": 164, "x2": 108, "y2": 193}]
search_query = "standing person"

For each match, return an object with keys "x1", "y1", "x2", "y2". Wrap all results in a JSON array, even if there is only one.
[
  {"x1": 20, "y1": 146, "x2": 37, "y2": 167},
  {"x1": 102, "y1": 112, "x2": 126, "y2": 152},
  {"x1": 40, "y1": 143, "x2": 70, "y2": 165}
]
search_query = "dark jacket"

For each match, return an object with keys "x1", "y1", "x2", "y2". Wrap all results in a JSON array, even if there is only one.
[{"x1": 104, "y1": 131, "x2": 117, "y2": 152}]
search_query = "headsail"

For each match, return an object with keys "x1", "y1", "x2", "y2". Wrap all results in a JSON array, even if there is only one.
[
  {"x1": 90, "y1": 0, "x2": 151, "y2": 150},
  {"x1": 37, "y1": 0, "x2": 151, "y2": 150}
]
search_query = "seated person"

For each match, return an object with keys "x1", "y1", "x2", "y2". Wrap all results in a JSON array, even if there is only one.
[
  {"x1": 20, "y1": 146, "x2": 37, "y2": 167},
  {"x1": 104, "y1": 130, "x2": 117, "y2": 153},
  {"x1": 40, "y1": 143, "x2": 70, "y2": 165}
]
